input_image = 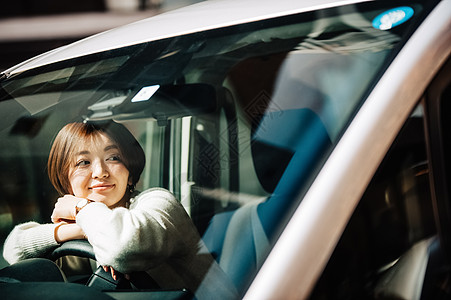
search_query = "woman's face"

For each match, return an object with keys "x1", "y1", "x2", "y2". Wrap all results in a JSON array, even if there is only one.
[{"x1": 68, "y1": 133, "x2": 131, "y2": 208}]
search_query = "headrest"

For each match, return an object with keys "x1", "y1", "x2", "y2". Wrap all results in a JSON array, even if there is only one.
[{"x1": 251, "y1": 108, "x2": 330, "y2": 193}]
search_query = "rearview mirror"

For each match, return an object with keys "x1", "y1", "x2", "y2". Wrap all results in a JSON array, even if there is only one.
[{"x1": 85, "y1": 83, "x2": 217, "y2": 126}]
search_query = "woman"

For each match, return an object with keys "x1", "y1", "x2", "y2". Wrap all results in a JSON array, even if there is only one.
[{"x1": 3, "y1": 121, "x2": 237, "y2": 299}]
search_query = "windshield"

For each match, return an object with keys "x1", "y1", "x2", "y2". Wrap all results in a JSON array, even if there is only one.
[{"x1": 0, "y1": 0, "x2": 432, "y2": 297}]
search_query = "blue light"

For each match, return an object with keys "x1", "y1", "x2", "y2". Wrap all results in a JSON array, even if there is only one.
[{"x1": 372, "y1": 7, "x2": 414, "y2": 30}]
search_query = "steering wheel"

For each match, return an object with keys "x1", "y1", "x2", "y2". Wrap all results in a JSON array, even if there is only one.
[
  {"x1": 48, "y1": 240, "x2": 159, "y2": 290},
  {"x1": 49, "y1": 239, "x2": 95, "y2": 261}
]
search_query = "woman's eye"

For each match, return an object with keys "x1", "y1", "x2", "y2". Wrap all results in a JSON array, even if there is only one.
[
  {"x1": 107, "y1": 155, "x2": 121, "y2": 162},
  {"x1": 76, "y1": 160, "x2": 90, "y2": 167}
]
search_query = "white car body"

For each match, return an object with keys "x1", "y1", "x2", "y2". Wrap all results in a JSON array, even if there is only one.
[{"x1": 4, "y1": 0, "x2": 369, "y2": 75}]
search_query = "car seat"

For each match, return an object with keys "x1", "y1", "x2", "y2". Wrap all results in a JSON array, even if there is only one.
[{"x1": 202, "y1": 108, "x2": 331, "y2": 293}]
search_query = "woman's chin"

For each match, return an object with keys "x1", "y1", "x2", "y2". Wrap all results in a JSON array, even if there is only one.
[{"x1": 87, "y1": 193, "x2": 108, "y2": 203}]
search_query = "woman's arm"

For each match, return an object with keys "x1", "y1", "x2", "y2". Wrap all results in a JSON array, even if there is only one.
[
  {"x1": 76, "y1": 188, "x2": 200, "y2": 274},
  {"x1": 3, "y1": 222, "x2": 59, "y2": 264},
  {"x1": 54, "y1": 222, "x2": 85, "y2": 243},
  {"x1": 3, "y1": 201, "x2": 87, "y2": 265}
]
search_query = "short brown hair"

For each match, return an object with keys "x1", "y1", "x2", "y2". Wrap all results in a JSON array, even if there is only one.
[{"x1": 47, "y1": 121, "x2": 145, "y2": 195}]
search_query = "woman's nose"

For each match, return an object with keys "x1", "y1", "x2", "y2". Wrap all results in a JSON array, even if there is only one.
[{"x1": 91, "y1": 160, "x2": 108, "y2": 178}]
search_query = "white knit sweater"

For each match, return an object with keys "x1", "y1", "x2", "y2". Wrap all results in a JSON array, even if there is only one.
[{"x1": 3, "y1": 188, "x2": 237, "y2": 299}]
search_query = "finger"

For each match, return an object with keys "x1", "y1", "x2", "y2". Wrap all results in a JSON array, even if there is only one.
[
  {"x1": 52, "y1": 196, "x2": 78, "y2": 222},
  {"x1": 51, "y1": 214, "x2": 62, "y2": 224},
  {"x1": 111, "y1": 268, "x2": 117, "y2": 281},
  {"x1": 51, "y1": 213, "x2": 74, "y2": 224},
  {"x1": 103, "y1": 266, "x2": 109, "y2": 273}
]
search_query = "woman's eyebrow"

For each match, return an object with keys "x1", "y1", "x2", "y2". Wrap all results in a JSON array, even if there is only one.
[
  {"x1": 104, "y1": 145, "x2": 119, "y2": 151},
  {"x1": 76, "y1": 150, "x2": 90, "y2": 155},
  {"x1": 76, "y1": 145, "x2": 117, "y2": 155}
]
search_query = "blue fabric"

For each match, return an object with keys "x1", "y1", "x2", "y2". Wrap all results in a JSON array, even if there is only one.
[
  {"x1": 202, "y1": 108, "x2": 332, "y2": 293},
  {"x1": 256, "y1": 109, "x2": 332, "y2": 238},
  {"x1": 202, "y1": 210, "x2": 234, "y2": 261}
]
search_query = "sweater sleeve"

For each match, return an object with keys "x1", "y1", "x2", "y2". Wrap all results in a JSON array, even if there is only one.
[
  {"x1": 76, "y1": 188, "x2": 198, "y2": 273},
  {"x1": 3, "y1": 221, "x2": 59, "y2": 265}
]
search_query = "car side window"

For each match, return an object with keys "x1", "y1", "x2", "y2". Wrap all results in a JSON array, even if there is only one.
[{"x1": 310, "y1": 103, "x2": 436, "y2": 299}]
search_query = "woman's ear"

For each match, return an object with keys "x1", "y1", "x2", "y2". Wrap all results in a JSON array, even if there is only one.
[{"x1": 127, "y1": 175, "x2": 136, "y2": 194}]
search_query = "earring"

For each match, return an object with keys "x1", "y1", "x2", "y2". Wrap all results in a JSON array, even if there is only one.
[{"x1": 128, "y1": 184, "x2": 135, "y2": 194}]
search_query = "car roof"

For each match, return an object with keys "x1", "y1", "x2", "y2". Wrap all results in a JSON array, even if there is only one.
[{"x1": 3, "y1": 0, "x2": 369, "y2": 75}]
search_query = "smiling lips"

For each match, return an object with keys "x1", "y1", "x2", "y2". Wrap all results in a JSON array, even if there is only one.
[{"x1": 89, "y1": 183, "x2": 115, "y2": 191}]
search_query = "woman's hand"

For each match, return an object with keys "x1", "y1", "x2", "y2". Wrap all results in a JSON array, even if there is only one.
[
  {"x1": 102, "y1": 265, "x2": 130, "y2": 281},
  {"x1": 51, "y1": 195, "x2": 83, "y2": 223}
]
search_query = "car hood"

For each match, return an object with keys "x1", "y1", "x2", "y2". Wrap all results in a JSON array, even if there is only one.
[{"x1": 2, "y1": 0, "x2": 368, "y2": 76}]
